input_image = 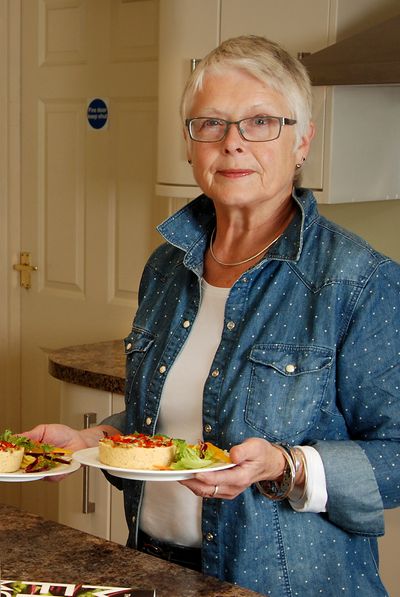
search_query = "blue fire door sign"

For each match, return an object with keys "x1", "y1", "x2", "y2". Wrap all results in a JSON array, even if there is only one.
[{"x1": 87, "y1": 98, "x2": 108, "y2": 129}]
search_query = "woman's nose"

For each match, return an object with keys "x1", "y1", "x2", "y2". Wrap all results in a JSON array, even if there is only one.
[{"x1": 222, "y1": 122, "x2": 245, "y2": 153}]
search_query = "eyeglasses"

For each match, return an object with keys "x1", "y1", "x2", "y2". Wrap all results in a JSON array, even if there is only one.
[{"x1": 185, "y1": 115, "x2": 297, "y2": 143}]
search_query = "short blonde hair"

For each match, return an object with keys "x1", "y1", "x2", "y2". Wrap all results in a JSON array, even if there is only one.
[{"x1": 180, "y1": 35, "x2": 312, "y2": 147}]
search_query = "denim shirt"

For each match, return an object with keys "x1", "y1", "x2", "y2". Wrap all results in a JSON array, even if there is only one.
[{"x1": 106, "y1": 188, "x2": 400, "y2": 596}]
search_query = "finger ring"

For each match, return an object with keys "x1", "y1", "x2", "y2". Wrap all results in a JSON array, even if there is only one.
[{"x1": 211, "y1": 485, "x2": 219, "y2": 497}]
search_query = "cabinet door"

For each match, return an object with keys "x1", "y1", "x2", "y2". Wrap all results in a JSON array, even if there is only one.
[
  {"x1": 59, "y1": 384, "x2": 112, "y2": 540},
  {"x1": 220, "y1": 0, "x2": 332, "y2": 51},
  {"x1": 157, "y1": 0, "x2": 331, "y2": 197},
  {"x1": 156, "y1": 0, "x2": 220, "y2": 198},
  {"x1": 220, "y1": 0, "x2": 331, "y2": 192}
]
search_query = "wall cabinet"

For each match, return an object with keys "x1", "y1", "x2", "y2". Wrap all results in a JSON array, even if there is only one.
[
  {"x1": 59, "y1": 383, "x2": 127, "y2": 545},
  {"x1": 156, "y1": 0, "x2": 329, "y2": 199},
  {"x1": 156, "y1": 0, "x2": 400, "y2": 203}
]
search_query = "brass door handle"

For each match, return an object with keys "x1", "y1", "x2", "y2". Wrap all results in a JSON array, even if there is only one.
[{"x1": 13, "y1": 252, "x2": 38, "y2": 289}]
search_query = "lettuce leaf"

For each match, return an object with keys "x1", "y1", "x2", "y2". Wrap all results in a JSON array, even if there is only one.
[
  {"x1": 170, "y1": 439, "x2": 230, "y2": 470},
  {"x1": 0, "y1": 429, "x2": 34, "y2": 449},
  {"x1": 171, "y1": 443, "x2": 214, "y2": 470}
]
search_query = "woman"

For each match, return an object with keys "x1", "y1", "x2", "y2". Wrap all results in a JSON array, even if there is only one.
[{"x1": 25, "y1": 36, "x2": 399, "y2": 596}]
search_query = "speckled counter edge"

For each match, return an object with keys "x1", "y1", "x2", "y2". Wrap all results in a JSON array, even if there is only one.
[{"x1": 47, "y1": 339, "x2": 125, "y2": 395}]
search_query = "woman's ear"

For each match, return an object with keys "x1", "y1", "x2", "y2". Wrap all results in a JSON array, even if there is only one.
[{"x1": 296, "y1": 121, "x2": 315, "y2": 163}]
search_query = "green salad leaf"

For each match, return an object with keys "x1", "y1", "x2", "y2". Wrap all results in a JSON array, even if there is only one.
[
  {"x1": 0, "y1": 429, "x2": 34, "y2": 448},
  {"x1": 170, "y1": 438, "x2": 229, "y2": 470}
]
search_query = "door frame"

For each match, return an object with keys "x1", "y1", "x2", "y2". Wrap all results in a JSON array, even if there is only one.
[{"x1": 0, "y1": 0, "x2": 21, "y2": 436}]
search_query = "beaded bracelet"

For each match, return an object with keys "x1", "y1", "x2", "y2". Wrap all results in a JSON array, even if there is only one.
[{"x1": 256, "y1": 443, "x2": 296, "y2": 501}]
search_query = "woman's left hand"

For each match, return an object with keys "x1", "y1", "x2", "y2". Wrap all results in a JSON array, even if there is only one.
[{"x1": 180, "y1": 438, "x2": 285, "y2": 499}]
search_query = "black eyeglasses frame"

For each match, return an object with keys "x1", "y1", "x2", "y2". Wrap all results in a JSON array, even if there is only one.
[{"x1": 185, "y1": 115, "x2": 297, "y2": 143}]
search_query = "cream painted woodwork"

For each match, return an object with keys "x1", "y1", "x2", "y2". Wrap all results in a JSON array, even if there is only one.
[
  {"x1": 0, "y1": 0, "x2": 22, "y2": 509},
  {"x1": 156, "y1": 0, "x2": 332, "y2": 200},
  {"x1": 59, "y1": 384, "x2": 126, "y2": 545},
  {"x1": 157, "y1": 0, "x2": 400, "y2": 203},
  {"x1": 3, "y1": 0, "x2": 160, "y2": 521}
]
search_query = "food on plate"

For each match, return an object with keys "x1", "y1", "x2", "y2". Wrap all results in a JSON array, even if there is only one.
[
  {"x1": 0, "y1": 429, "x2": 72, "y2": 473},
  {"x1": 99, "y1": 432, "x2": 231, "y2": 471},
  {"x1": 171, "y1": 437, "x2": 231, "y2": 470},
  {"x1": 99, "y1": 434, "x2": 177, "y2": 470},
  {"x1": 0, "y1": 438, "x2": 24, "y2": 473}
]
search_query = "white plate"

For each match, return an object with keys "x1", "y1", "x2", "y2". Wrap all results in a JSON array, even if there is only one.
[
  {"x1": 73, "y1": 447, "x2": 235, "y2": 481},
  {"x1": 0, "y1": 459, "x2": 80, "y2": 482}
]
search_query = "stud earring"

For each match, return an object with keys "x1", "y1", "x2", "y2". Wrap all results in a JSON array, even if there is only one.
[{"x1": 295, "y1": 157, "x2": 306, "y2": 169}]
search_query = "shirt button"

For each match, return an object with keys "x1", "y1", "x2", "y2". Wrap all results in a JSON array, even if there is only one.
[
  {"x1": 145, "y1": 417, "x2": 152, "y2": 426},
  {"x1": 241, "y1": 277, "x2": 248, "y2": 283},
  {"x1": 285, "y1": 364, "x2": 296, "y2": 373},
  {"x1": 182, "y1": 320, "x2": 191, "y2": 329},
  {"x1": 126, "y1": 342, "x2": 132, "y2": 350},
  {"x1": 204, "y1": 424, "x2": 212, "y2": 434},
  {"x1": 226, "y1": 321, "x2": 235, "y2": 331},
  {"x1": 159, "y1": 365, "x2": 167, "y2": 374},
  {"x1": 211, "y1": 369, "x2": 219, "y2": 377},
  {"x1": 205, "y1": 532, "x2": 214, "y2": 542}
]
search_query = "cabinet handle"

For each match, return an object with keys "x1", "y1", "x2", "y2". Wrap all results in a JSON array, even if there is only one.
[
  {"x1": 82, "y1": 412, "x2": 97, "y2": 514},
  {"x1": 297, "y1": 52, "x2": 311, "y2": 61},
  {"x1": 190, "y1": 58, "x2": 201, "y2": 72}
]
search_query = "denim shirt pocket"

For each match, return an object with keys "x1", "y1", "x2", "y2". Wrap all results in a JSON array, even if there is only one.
[
  {"x1": 124, "y1": 326, "x2": 155, "y2": 402},
  {"x1": 245, "y1": 343, "x2": 334, "y2": 442}
]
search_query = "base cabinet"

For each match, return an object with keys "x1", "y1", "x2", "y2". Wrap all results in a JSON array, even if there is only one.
[{"x1": 59, "y1": 383, "x2": 127, "y2": 545}]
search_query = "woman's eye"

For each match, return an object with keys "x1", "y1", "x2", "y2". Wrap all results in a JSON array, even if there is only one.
[
  {"x1": 252, "y1": 117, "x2": 271, "y2": 126},
  {"x1": 203, "y1": 119, "x2": 223, "y2": 128}
]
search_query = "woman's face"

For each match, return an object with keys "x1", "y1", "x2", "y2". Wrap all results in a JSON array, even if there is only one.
[{"x1": 185, "y1": 69, "x2": 313, "y2": 211}]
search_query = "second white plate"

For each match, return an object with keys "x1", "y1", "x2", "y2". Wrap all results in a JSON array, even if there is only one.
[
  {"x1": 0, "y1": 459, "x2": 80, "y2": 483},
  {"x1": 73, "y1": 447, "x2": 235, "y2": 481}
]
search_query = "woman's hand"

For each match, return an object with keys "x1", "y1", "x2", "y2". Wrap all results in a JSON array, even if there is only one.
[
  {"x1": 21, "y1": 423, "x2": 121, "y2": 453},
  {"x1": 21, "y1": 423, "x2": 122, "y2": 482},
  {"x1": 180, "y1": 438, "x2": 286, "y2": 499}
]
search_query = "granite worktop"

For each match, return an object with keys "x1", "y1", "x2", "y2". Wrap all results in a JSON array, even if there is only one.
[
  {"x1": 48, "y1": 340, "x2": 126, "y2": 395},
  {"x1": 0, "y1": 504, "x2": 262, "y2": 597}
]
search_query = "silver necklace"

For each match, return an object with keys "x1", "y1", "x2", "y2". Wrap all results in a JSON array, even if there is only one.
[{"x1": 209, "y1": 227, "x2": 282, "y2": 267}]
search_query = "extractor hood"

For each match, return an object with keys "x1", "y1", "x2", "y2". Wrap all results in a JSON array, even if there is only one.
[{"x1": 301, "y1": 13, "x2": 400, "y2": 85}]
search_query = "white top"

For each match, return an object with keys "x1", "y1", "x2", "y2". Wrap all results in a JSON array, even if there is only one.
[{"x1": 139, "y1": 279, "x2": 327, "y2": 547}]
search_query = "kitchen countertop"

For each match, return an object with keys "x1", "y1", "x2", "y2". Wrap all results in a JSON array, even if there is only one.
[
  {"x1": 48, "y1": 340, "x2": 125, "y2": 395},
  {"x1": 0, "y1": 504, "x2": 262, "y2": 596}
]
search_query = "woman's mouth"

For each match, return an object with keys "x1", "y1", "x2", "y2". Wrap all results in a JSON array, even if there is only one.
[{"x1": 217, "y1": 169, "x2": 254, "y2": 178}]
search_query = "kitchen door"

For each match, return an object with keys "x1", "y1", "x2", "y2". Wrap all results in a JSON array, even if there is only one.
[{"x1": 1, "y1": 0, "x2": 161, "y2": 520}]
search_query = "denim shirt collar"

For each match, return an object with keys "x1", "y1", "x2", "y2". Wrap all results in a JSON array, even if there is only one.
[{"x1": 157, "y1": 187, "x2": 319, "y2": 276}]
